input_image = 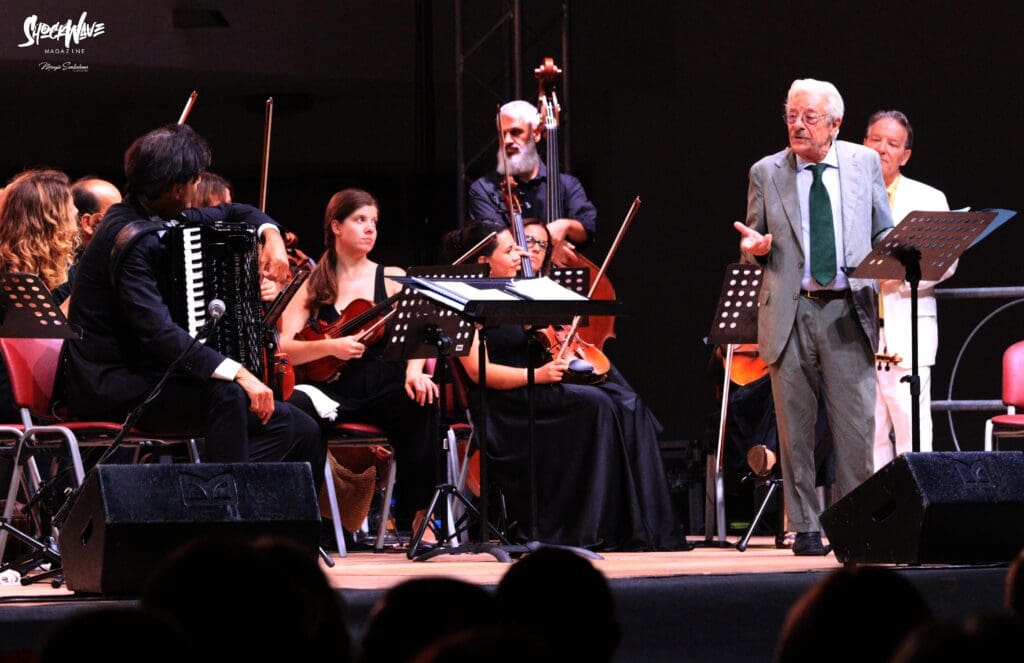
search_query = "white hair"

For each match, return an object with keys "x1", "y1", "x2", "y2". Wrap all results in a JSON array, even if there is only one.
[
  {"x1": 786, "y1": 78, "x2": 845, "y2": 122},
  {"x1": 500, "y1": 100, "x2": 541, "y2": 128}
]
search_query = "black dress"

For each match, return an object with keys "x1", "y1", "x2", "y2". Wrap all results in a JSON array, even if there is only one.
[
  {"x1": 471, "y1": 325, "x2": 684, "y2": 551},
  {"x1": 293, "y1": 265, "x2": 437, "y2": 520}
]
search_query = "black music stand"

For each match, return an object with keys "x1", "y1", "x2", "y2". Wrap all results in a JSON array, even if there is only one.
[
  {"x1": 704, "y1": 264, "x2": 765, "y2": 548},
  {"x1": 390, "y1": 275, "x2": 618, "y2": 562},
  {"x1": 383, "y1": 265, "x2": 493, "y2": 560},
  {"x1": 851, "y1": 210, "x2": 1004, "y2": 453},
  {"x1": 0, "y1": 273, "x2": 79, "y2": 586}
]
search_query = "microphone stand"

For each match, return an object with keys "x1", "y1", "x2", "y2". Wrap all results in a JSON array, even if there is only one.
[{"x1": 52, "y1": 310, "x2": 224, "y2": 528}]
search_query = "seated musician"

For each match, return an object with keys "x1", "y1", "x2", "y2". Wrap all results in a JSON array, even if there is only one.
[
  {"x1": 468, "y1": 100, "x2": 596, "y2": 265},
  {"x1": 278, "y1": 188, "x2": 440, "y2": 539},
  {"x1": 440, "y1": 222, "x2": 687, "y2": 551},
  {"x1": 63, "y1": 124, "x2": 323, "y2": 476},
  {"x1": 0, "y1": 169, "x2": 81, "y2": 422}
]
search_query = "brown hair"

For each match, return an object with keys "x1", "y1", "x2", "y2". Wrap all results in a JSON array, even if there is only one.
[
  {"x1": 191, "y1": 171, "x2": 233, "y2": 207},
  {"x1": 306, "y1": 188, "x2": 379, "y2": 310},
  {"x1": 0, "y1": 169, "x2": 78, "y2": 289},
  {"x1": 439, "y1": 221, "x2": 503, "y2": 264}
]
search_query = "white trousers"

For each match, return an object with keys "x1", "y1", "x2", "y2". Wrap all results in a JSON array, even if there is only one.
[{"x1": 873, "y1": 329, "x2": 933, "y2": 471}]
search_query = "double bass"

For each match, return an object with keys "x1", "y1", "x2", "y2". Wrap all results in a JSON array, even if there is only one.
[{"x1": 534, "y1": 58, "x2": 617, "y2": 352}]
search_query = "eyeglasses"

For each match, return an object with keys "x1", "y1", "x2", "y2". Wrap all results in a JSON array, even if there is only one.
[
  {"x1": 783, "y1": 111, "x2": 827, "y2": 126},
  {"x1": 525, "y1": 237, "x2": 548, "y2": 250}
]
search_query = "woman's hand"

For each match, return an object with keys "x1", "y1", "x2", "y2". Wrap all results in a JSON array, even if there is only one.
[
  {"x1": 536, "y1": 357, "x2": 570, "y2": 384},
  {"x1": 405, "y1": 371, "x2": 439, "y2": 406},
  {"x1": 331, "y1": 336, "x2": 366, "y2": 360}
]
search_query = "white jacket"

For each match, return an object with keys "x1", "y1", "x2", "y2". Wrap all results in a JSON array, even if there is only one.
[{"x1": 879, "y1": 175, "x2": 954, "y2": 367}]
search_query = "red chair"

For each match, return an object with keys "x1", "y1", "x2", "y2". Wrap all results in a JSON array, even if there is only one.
[
  {"x1": 985, "y1": 340, "x2": 1024, "y2": 451},
  {"x1": 0, "y1": 338, "x2": 198, "y2": 563}
]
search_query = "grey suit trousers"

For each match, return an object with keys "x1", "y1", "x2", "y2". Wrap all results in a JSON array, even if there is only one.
[{"x1": 770, "y1": 293, "x2": 875, "y2": 532}]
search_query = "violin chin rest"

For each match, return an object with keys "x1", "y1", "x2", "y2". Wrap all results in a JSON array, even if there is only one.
[{"x1": 567, "y1": 358, "x2": 595, "y2": 375}]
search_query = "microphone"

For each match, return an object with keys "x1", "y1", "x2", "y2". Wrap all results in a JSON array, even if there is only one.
[{"x1": 207, "y1": 298, "x2": 226, "y2": 321}]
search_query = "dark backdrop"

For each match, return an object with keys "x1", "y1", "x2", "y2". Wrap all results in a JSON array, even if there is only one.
[{"x1": 1, "y1": 0, "x2": 1020, "y2": 449}]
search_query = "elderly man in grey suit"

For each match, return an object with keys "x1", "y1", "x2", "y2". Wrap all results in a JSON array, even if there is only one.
[{"x1": 734, "y1": 78, "x2": 893, "y2": 555}]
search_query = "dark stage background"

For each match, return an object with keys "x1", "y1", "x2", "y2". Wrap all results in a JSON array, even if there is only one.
[{"x1": 1, "y1": 1, "x2": 1021, "y2": 450}]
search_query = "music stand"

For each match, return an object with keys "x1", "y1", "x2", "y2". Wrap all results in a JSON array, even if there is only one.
[
  {"x1": 851, "y1": 210, "x2": 1004, "y2": 452},
  {"x1": 390, "y1": 275, "x2": 618, "y2": 562},
  {"x1": 0, "y1": 273, "x2": 78, "y2": 586},
  {"x1": 703, "y1": 264, "x2": 763, "y2": 547},
  {"x1": 382, "y1": 265, "x2": 498, "y2": 560}
]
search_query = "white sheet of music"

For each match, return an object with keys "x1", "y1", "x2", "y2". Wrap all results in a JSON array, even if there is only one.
[
  {"x1": 438, "y1": 281, "x2": 518, "y2": 301},
  {"x1": 507, "y1": 276, "x2": 587, "y2": 301}
]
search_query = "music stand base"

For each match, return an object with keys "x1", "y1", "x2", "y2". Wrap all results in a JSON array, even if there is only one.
[
  {"x1": 0, "y1": 521, "x2": 63, "y2": 586},
  {"x1": 522, "y1": 539, "x2": 603, "y2": 560},
  {"x1": 408, "y1": 483, "x2": 519, "y2": 562},
  {"x1": 736, "y1": 478, "x2": 782, "y2": 552}
]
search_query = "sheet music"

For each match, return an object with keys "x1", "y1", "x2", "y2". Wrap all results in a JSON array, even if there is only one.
[
  {"x1": 506, "y1": 276, "x2": 587, "y2": 301},
  {"x1": 426, "y1": 279, "x2": 519, "y2": 301}
]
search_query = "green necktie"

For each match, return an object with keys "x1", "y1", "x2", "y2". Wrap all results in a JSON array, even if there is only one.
[{"x1": 808, "y1": 163, "x2": 836, "y2": 286}]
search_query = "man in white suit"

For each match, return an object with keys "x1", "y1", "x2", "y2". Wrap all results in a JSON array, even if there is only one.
[
  {"x1": 735, "y1": 79, "x2": 892, "y2": 555},
  {"x1": 864, "y1": 110, "x2": 953, "y2": 469}
]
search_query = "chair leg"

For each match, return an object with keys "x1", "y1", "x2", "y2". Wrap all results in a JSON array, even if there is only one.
[
  {"x1": 323, "y1": 461, "x2": 347, "y2": 558},
  {"x1": 444, "y1": 428, "x2": 462, "y2": 542},
  {"x1": 375, "y1": 457, "x2": 397, "y2": 552},
  {"x1": 188, "y1": 439, "x2": 202, "y2": 463},
  {"x1": 985, "y1": 419, "x2": 994, "y2": 451},
  {"x1": 0, "y1": 443, "x2": 26, "y2": 562}
]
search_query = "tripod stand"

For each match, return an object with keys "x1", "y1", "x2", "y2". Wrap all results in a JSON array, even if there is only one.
[
  {"x1": 0, "y1": 273, "x2": 80, "y2": 586},
  {"x1": 407, "y1": 323, "x2": 512, "y2": 560},
  {"x1": 390, "y1": 274, "x2": 619, "y2": 562}
]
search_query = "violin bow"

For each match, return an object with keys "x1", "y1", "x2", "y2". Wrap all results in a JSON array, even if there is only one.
[
  {"x1": 258, "y1": 97, "x2": 273, "y2": 212},
  {"x1": 555, "y1": 196, "x2": 641, "y2": 360},
  {"x1": 177, "y1": 90, "x2": 199, "y2": 125}
]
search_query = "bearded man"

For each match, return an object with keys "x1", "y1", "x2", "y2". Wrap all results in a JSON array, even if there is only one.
[{"x1": 467, "y1": 100, "x2": 596, "y2": 265}]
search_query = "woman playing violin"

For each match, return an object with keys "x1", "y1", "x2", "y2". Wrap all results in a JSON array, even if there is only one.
[
  {"x1": 280, "y1": 188, "x2": 438, "y2": 536},
  {"x1": 441, "y1": 222, "x2": 686, "y2": 551}
]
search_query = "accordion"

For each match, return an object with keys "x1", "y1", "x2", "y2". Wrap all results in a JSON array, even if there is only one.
[{"x1": 164, "y1": 221, "x2": 265, "y2": 376}]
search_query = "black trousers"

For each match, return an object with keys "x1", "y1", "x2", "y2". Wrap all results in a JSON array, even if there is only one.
[{"x1": 135, "y1": 377, "x2": 326, "y2": 489}]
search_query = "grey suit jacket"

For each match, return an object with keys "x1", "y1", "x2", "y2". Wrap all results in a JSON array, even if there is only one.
[{"x1": 744, "y1": 140, "x2": 893, "y2": 365}]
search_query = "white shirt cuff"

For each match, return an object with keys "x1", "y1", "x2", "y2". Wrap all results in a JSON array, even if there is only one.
[
  {"x1": 258, "y1": 223, "x2": 280, "y2": 241},
  {"x1": 213, "y1": 357, "x2": 242, "y2": 381}
]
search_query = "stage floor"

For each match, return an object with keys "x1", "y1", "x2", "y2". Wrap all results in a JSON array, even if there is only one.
[
  {"x1": 0, "y1": 537, "x2": 1011, "y2": 661},
  {"x1": 0, "y1": 536, "x2": 838, "y2": 599},
  {"x1": 319, "y1": 536, "x2": 840, "y2": 590}
]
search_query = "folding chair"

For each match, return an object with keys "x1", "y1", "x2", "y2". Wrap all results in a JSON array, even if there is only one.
[
  {"x1": 0, "y1": 337, "x2": 199, "y2": 564},
  {"x1": 322, "y1": 422, "x2": 397, "y2": 557},
  {"x1": 985, "y1": 340, "x2": 1024, "y2": 451}
]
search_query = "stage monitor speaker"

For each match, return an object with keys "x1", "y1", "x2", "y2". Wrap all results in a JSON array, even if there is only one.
[
  {"x1": 58, "y1": 462, "x2": 320, "y2": 595},
  {"x1": 821, "y1": 452, "x2": 1024, "y2": 564}
]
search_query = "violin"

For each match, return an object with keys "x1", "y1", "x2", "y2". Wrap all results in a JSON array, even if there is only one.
[
  {"x1": 876, "y1": 352, "x2": 904, "y2": 371},
  {"x1": 537, "y1": 197, "x2": 641, "y2": 384},
  {"x1": 535, "y1": 58, "x2": 617, "y2": 351},
  {"x1": 295, "y1": 231, "x2": 499, "y2": 383},
  {"x1": 297, "y1": 292, "x2": 401, "y2": 383}
]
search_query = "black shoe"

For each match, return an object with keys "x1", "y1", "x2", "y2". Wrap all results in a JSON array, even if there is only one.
[{"x1": 792, "y1": 531, "x2": 832, "y2": 556}]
